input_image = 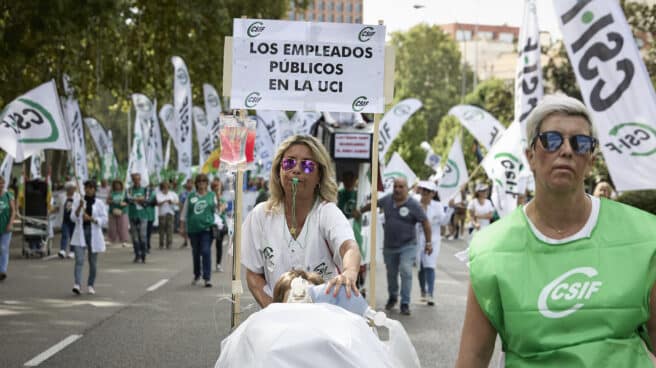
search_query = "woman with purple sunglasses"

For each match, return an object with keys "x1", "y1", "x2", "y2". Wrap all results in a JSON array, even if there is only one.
[
  {"x1": 241, "y1": 135, "x2": 361, "y2": 308},
  {"x1": 457, "y1": 94, "x2": 656, "y2": 367}
]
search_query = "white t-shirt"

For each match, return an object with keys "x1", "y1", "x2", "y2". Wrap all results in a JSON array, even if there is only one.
[
  {"x1": 156, "y1": 191, "x2": 179, "y2": 216},
  {"x1": 242, "y1": 200, "x2": 355, "y2": 297},
  {"x1": 523, "y1": 195, "x2": 600, "y2": 244},
  {"x1": 467, "y1": 198, "x2": 495, "y2": 229}
]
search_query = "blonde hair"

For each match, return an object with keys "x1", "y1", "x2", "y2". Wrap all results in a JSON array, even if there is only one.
[
  {"x1": 266, "y1": 135, "x2": 337, "y2": 212},
  {"x1": 272, "y1": 269, "x2": 324, "y2": 303}
]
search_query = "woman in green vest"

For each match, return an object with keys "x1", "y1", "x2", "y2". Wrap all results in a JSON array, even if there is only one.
[
  {"x1": 0, "y1": 176, "x2": 16, "y2": 281},
  {"x1": 180, "y1": 174, "x2": 216, "y2": 287},
  {"x1": 456, "y1": 94, "x2": 656, "y2": 367}
]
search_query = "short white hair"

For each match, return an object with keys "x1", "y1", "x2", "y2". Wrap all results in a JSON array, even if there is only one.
[{"x1": 525, "y1": 94, "x2": 597, "y2": 148}]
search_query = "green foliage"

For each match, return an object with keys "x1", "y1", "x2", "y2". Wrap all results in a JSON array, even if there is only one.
[
  {"x1": 616, "y1": 190, "x2": 656, "y2": 216},
  {"x1": 386, "y1": 23, "x2": 473, "y2": 179}
]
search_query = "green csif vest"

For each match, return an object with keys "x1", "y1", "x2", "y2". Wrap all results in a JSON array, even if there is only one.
[
  {"x1": 186, "y1": 191, "x2": 215, "y2": 234},
  {"x1": 470, "y1": 199, "x2": 656, "y2": 367}
]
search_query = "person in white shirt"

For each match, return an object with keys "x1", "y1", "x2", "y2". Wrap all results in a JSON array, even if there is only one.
[
  {"x1": 467, "y1": 184, "x2": 495, "y2": 232},
  {"x1": 156, "y1": 181, "x2": 179, "y2": 250},
  {"x1": 242, "y1": 135, "x2": 361, "y2": 308}
]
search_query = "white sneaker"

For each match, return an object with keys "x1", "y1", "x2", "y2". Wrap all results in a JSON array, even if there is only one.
[
  {"x1": 88, "y1": 286, "x2": 96, "y2": 295},
  {"x1": 72, "y1": 284, "x2": 81, "y2": 295},
  {"x1": 216, "y1": 264, "x2": 224, "y2": 272},
  {"x1": 68, "y1": 251, "x2": 75, "y2": 259},
  {"x1": 427, "y1": 295, "x2": 435, "y2": 306},
  {"x1": 58, "y1": 250, "x2": 66, "y2": 259}
]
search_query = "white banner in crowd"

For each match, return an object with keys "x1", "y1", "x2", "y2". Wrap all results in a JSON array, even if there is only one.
[
  {"x1": 378, "y1": 98, "x2": 423, "y2": 159},
  {"x1": 437, "y1": 137, "x2": 469, "y2": 203},
  {"x1": 290, "y1": 111, "x2": 322, "y2": 136},
  {"x1": 231, "y1": 19, "x2": 386, "y2": 113},
  {"x1": 203, "y1": 83, "x2": 223, "y2": 150},
  {"x1": 449, "y1": 105, "x2": 506, "y2": 150},
  {"x1": 193, "y1": 106, "x2": 212, "y2": 167},
  {"x1": 84, "y1": 117, "x2": 118, "y2": 174},
  {"x1": 172, "y1": 56, "x2": 193, "y2": 178},
  {"x1": 516, "y1": 0, "x2": 544, "y2": 144},
  {"x1": 383, "y1": 152, "x2": 417, "y2": 193},
  {"x1": 148, "y1": 99, "x2": 164, "y2": 180},
  {"x1": 63, "y1": 74, "x2": 88, "y2": 182},
  {"x1": 0, "y1": 155, "x2": 12, "y2": 191},
  {"x1": 0, "y1": 80, "x2": 70, "y2": 162},
  {"x1": 482, "y1": 121, "x2": 528, "y2": 217},
  {"x1": 256, "y1": 110, "x2": 288, "y2": 147},
  {"x1": 30, "y1": 151, "x2": 43, "y2": 179},
  {"x1": 164, "y1": 138, "x2": 172, "y2": 171},
  {"x1": 159, "y1": 104, "x2": 177, "y2": 149},
  {"x1": 132, "y1": 94, "x2": 158, "y2": 178},
  {"x1": 126, "y1": 111, "x2": 149, "y2": 187},
  {"x1": 555, "y1": 0, "x2": 656, "y2": 191},
  {"x1": 103, "y1": 130, "x2": 117, "y2": 180},
  {"x1": 254, "y1": 115, "x2": 276, "y2": 180}
]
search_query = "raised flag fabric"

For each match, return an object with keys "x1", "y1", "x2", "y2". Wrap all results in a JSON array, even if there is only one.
[
  {"x1": 256, "y1": 110, "x2": 288, "y2": 147},
  {"x1": 290, "y1": 111, "x2": 322, "y2": 136},
  {"x1": 1, "y1": 155, "x2": 13, "y2": 191},
  {"x1": 172, "y1": 56, "x2": 193, "y2": 178},
  {"x1": 159, "y1": 104, "x2": 177, "y2": 150},
  {"x1": 193, "y1": 106, "x2": 212, "y2": 167},
  {"x1": 378, "y1": 99, "x2": 422, "y2": 159},
  {"x1": 383, "y1": 152, "x2": 417, "y2": 193},
  {"x1": 203, "y1": 83, "x2": 222, "y2": 151},
  {"x1": 437, "y1": 137, "x2": 469, "y2": 203},
  {"x1": 254, "y1": 115, "x2": 276, "y2": 180},
  {"x1": 62, "y1": 74, "x2": 88, "y2": 182},
  {"x1": 449, "y1": 105, "x2": 505, "y2": 150},
  {"x1": 554, "y1": 0, "x2": 656, "y2": 191},
  {"x1": 0, "y1": 80, "x2": 70, "y2": 162},
  {"x1": 126, "y1": 112, "x2": 149, "y2": 188}
]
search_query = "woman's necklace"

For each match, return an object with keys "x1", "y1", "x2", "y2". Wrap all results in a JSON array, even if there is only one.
[
  {"x1": 290, "y1": 178, "x2": 299, "y2": 237},
  {"x1": 535, "y1": 196, "x2": 590, "y2": 236}
]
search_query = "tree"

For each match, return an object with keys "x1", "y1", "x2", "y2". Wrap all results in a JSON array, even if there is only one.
[{"x1": 386, "y1": 23, "x2": 473, "y2": 179}]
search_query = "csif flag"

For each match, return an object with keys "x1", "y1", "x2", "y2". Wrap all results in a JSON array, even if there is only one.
[
  {"x1": 172, "y1": 56, "x2": 193, "y2": 179},
  {"x1": 449, "y1": 105, "x2": 506, "y2": 150},
  {"x1": 1, "y1": 155, "x2": 13, "y2": 191},
  {"x1": 383, "y1": 152, "x2": 417, "y2": 193},
  {"x1": 0, "y1": 80, "x2": 70, "y2": 162},
  {"x1": 290, "y1": 111, "x2": 322, "y2": 136},
  {"x1": 437, "y1": 137, "x2": 469, "y2": 203},
  {"x1": 62, "y1": 74, "x2": 89, "y2": 182},
  {"x1": 203, "y1": 83, "x2": 222, "y2": 151},
  {"x1": 554, "y1": 0, "x2": 656, "y2": 191},
  {"x1": 193, "y1": 106, "x2": 212, "y2": 167},
  {"x1": 378, "y1": 99, "x2": 423, "y2": 159}
]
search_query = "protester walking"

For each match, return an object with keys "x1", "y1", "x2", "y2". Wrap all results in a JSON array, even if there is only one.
[
  {"x1": 70, "y1": 180, "x2": 107, "y2": 295},
  {"x1": 107, "y1": 180, "x2": 130, "y2": 247},
  {"x1": 0, "y1": 176, "x2": 16, "y2": 281},
  {"x1": 211, "y1": 177, "x2": 227, "y2": 272},
  {"x1": 156, "y1": 181, "x2": 178, "y2": 250},
  {"x1": 126, "y1": 173, "x2": 149, "y2": 263},
  {"x1": 57, "y1": 181, "x2": 79, "y2": 258},
  {"x1": 180, "y1": 174, "x2": 216, "y2": 287}
]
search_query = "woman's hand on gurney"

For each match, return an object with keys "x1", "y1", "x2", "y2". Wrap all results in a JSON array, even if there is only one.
[{"x1": 324, "y1": 268, "x2": 360, "y2": 298}]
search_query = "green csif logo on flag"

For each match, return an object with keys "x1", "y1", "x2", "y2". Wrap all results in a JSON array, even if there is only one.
[
  {"x1": 1, "y1": 98, "x2": 60, "y2": 143},
  {"x1": 439, "y1": 159, "x2": 460, "y2": 188},
  {"x1": 605, "y1": 122, "x2": 656, "y2": 156}
]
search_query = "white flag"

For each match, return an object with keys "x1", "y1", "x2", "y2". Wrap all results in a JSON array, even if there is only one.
[
  {"x1": 193, "y1": 106, "x2": 212, "y2": 167},
  {"x1": 383, "y1": 152, "x2": 417, "y2": 193},
  {"x1": 83, "y1": 117, "x2": 111, "y2": 159},
  {"x1": 62, "y1": 74, "x2": 89, "y2": 182},
  {"x1": 555, "y1": 0, "x2": 656, "y2": 191},
  {"x1": 132, "y1": 94, "x2": 156, "y2": 178},
  {"x1": 449, "y1": 105, "x2": 506, "y2": 150},
  {"x1": 482, "y1": 121, "x2": 527, "y2": 217},
  {"x1": 203, "y1": 83, "x2": 222, "y2": 151},
  {"x1": 0, "y1": 155, "x2": 12, "y2": 191},
  {"x1": 0, "y1": 80, "x2": 70, "y2": 162},
  {"x1": 378, "y1": 99, "x2": 423, "y2": 159},
  {"x1": 30, "y1": 151, "x2": 43, "y2": 179},
  {"x1": 159, "y1": 104, "x2": 177, "y2": 150},
  {"x1": 254, "y1": 115, "x2": 275, "y2": 180},
  {"x1": 290, "y1": 111, "x2": 322, "y2": 136},
  {"x1": 148, "y1": 99, "x2": 164, "y2": 179},
  {"x1": 256, "y1": 110, "x2": 289, "y2": 147},
  {"x1": 164, "y1": 137, "x2": 171, "y2": 170},
  {"x1": 103, "y1": 130, "x2": 117, "y2": 180},
  {"x1": 516, "y1": 0, "x2": 544, "y2": 145},
  {"x1": 172, "y1": 56, "x2": 193, "y2": 178},
  {"x1": 437, "y1": 137, "x2": 469, "y2": 203},
  {"x1": 126, "y1": 113, "x2": 149, "y2": 187}
]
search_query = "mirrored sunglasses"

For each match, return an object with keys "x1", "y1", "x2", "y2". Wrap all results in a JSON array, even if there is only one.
[
  {"x1": 281, "y1": 158, "x2": 317, "y2": 174},
  {"x1": 532, "y1": 131, "x2": 597, "y2": 155}
]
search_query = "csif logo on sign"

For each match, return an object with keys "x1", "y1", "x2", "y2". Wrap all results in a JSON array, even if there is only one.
[
  {"x1": 176, "y1": 68, "x2": 189, "y2": 85},
  {"x1": 559, "y1": 0, "x2": 634, "y2": 112},
  {"x1": 538, "y1": 267, "x2": 602, "y2": 319},
  {"x1": 1, "y1": 98, "x2": 59, "y2": 143},
  {"x1": 494, "y1": 153, "x2": 523, "y2": 197},
  {"x1": 352, "y1": 96, "x2": 369, "y2": 112},
  {"x1": 438, "y1": 159, "x2": 460, "y2": 188},
  {"x1": 207, "y1": 93, "x2": 220, "y2": 108},
  {"x1": 245, "y1": 92, "x2": 262, "y2": 108},
  {"x1": 247, "y1": 21, "x2": 266, "y2": 38},
  {"x1": 605, "y1": 122, "x2": 656, "y2": 156},
  {"x1": 358, "y1": 26, "x2": 376, "y2": 42}
]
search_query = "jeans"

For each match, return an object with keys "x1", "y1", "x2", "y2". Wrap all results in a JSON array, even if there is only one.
[
  {"x1": 383, "y1": 244, "x2": 417, "y2": 305},
  {"x1": 73, "y1": 225, "x2": 98, "y2": 286},
  {"x1": 158, "y1": 214, "x2": 174, "y2": 249},
  {"x1": 189, "y1": 230, "x2": 212, "y2": 281},
  {"x1": 215, "y1": 228, "x2": 226, "y2": 266},
  {"x1": 129, "y1": 218, "x2": 148, "y2": 259},
  {"x1": 0, "y1": 232, "x2": 12, "y2": 273},
  {"x1": 146, "y1": 220, "x2": 154, "y2": 251},
  {"x1": 418, "y1": 261, "x2": 436, "y2": 297},
  {"x1": 60, "y1": 221, "x2": 75, "y2": 252}
]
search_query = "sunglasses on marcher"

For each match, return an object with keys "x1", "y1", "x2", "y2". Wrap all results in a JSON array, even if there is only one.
[
  {"x1": 281, "y1": 157, "x2": 317, "y2": 174},
  {"x1": 532, "y1": 131, "x2": 597, "y2": 155}
]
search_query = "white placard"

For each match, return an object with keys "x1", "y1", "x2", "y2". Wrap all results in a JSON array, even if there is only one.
[
  {"x1": 230, "y1": 19, "x2": 385, "y2": 113},
  {"x1": 333, "y1": 133, "x2": 371, "y2": 160}
]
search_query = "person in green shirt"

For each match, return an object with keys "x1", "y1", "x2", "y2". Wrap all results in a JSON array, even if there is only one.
[
  {"x1": 456, "y1": 95, "x2": 656, "y2": 367},
  {"x1": 0, "y1": 176, "x2": 16, "y2": 281},
  {"x1": 126, "y1": 173, "x2": 150, "y2": 263},
  {"x1": 107, "y1": 180, "x2": 130, "y2": 247},
  {"x1": 145, "y1": 182, "x2": 157, "y2": 254},
  {"x1": 337, "y1": 171, "x2": 365, "y2": 294},
  {"x1": 180, "y1": 174, "x2": 216, "y2": 287}
]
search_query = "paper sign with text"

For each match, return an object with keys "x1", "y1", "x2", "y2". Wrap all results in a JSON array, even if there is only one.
[
  {"x1": 333, "y1": 133, "x2": 371, "y2": 160},
  {"x1": 230, "y1": 19, "x2": 385, "y2": 113}
]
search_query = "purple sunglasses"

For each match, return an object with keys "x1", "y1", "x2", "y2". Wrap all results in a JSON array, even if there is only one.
[{"x1": 281, "y1": 157, "x2": 317, "y2": 174}]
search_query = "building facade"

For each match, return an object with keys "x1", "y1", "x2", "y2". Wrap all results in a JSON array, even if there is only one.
[{"x1": 287, "y1": 0, "x2": 363, "y2": 23}]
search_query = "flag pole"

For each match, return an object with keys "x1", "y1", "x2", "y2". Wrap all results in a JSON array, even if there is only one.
[{"x1": 231, "y1": 109, "x2": 246, "y2": 328}]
